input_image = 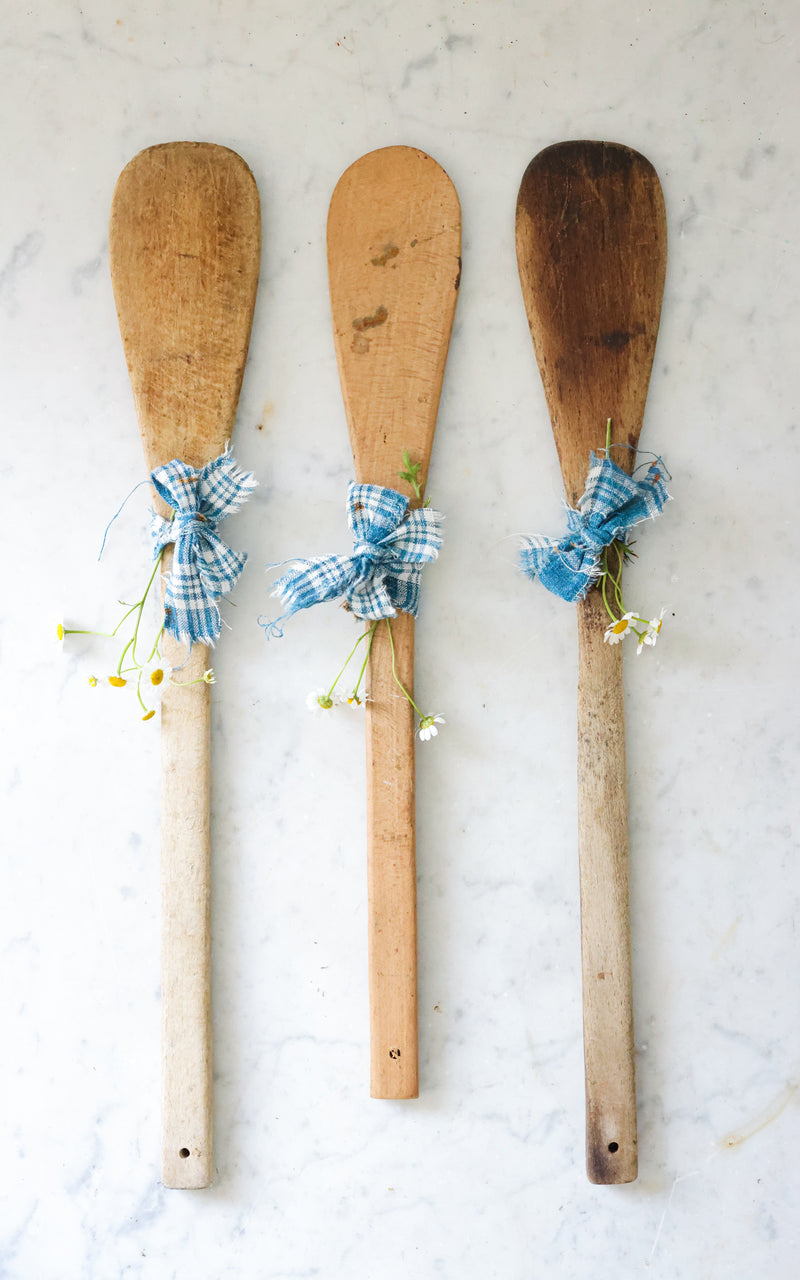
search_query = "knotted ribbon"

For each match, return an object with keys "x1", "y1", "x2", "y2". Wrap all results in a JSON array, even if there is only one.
[
  {"x1": 519, "y1": 452, "x2": 670, "y2": 603},
  {"x1": 269, "y1": 482, "x2": 444, "y2": 626},
  {"x1": 150, "y1": 451, "x2": 257, "y2": 645}
]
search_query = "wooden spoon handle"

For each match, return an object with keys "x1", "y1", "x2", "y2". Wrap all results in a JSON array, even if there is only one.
[
  {"x1": 160, "y1": 631, "x2": 213, "y2": 1189},
  {"x1": 365, "y1": 613, "x2": 418, "y2": 1097},
  {"x1": 576, "y1": 590, "x2": 636, "y2": 1184}
]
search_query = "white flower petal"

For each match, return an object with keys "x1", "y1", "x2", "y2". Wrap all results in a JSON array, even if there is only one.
[{"x1": 604, "y1": 612, "x2": 634, "y2": 645}]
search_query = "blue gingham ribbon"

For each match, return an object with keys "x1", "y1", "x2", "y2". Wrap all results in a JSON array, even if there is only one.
[
  {"x1": 269, "y1": 482, "x2": 443, "y2": 626},
  {"x1": 150, "y1": 451, "x2": 257, "y2": 644},
  {"x1": 519, "y1": 452, "x2": 669, "y2": 603}
]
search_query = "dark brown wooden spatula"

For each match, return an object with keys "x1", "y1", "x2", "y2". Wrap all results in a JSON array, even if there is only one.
[
  {"x1": 516, "y1": 141, "x2": 667, "y2": 1183},
  {"x1": 110, "y1": 142, "x2": 260, "y2": 1187}
]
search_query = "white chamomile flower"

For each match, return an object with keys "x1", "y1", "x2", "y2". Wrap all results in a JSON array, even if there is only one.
[
  {"x1": 636, "y1": 608, "x2": 665, "y2": 655},
  {"x1": 203, "y1": 669, "x2": 216, "y2": 684},
  {"x1": 418, "y1": 714, "x2": 445, "y2": 742},
  {"x1": 306, "y1": 688, "x2": 335, "y2": 713},
  {"x1": 603, "y1": 612, "x2": 634, "y2": 645},
  {"x1": 647, "y1": 608, "x2": 666, "y2": 641}
]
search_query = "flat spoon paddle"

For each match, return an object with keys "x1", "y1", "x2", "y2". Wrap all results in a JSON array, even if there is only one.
[
  {"x1": 516, "y1": 141, "x2": 667, "y2": 1183},
  {"x1": 109, "y1": 142, "x2": 260, "y2": 1187},
  {"x1": 327, "y1": 146, "x2": 460, "y2": 1098}
]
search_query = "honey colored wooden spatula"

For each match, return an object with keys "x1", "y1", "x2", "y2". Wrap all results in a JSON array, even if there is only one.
[
  {"x1": 109, "y1": 142, "x2": 260, "y2": 1187},
  {"x1": 516, "y1": 141, "x2": 667, "y2": 1183},
  {"x1": 327, "y1": 146, "x2": 460, "y2": 1098}
]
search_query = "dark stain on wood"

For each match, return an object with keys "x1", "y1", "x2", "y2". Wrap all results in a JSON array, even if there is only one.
[
  {"x1": 353, "y1": 304, "x2": 388, "y2": 331},
  {"x1": 371, "y1": 244, "x2": 399, "y2": 266},
  {"x1": 599, "y1": 324, "x2": 645, "y2": 351}
]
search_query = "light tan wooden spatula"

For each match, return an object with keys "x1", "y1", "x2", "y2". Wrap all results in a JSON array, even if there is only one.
[
  {"x1": 516, "y1": 141, "x2": 667, "y2": 1183},
  {"x1": 109, "y1": 142, "x2": 260, "y2": 1187},
  {"x1": 327, "y1": 146, "x2": 460, "y2": 1098}
]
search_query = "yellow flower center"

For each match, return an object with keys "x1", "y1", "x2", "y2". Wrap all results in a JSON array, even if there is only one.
[
  {"x1": 611, "y1": 617, "x2": 629, "y2": 635},
  {"x1": 142, "y1": 710, "x2": 156, "y2": 721},
  {"x1": 150, "y1": 668, "x2": 164, "y2": 686},
  {"x1": 57, "y1": 623, "x2": 64, "y2": 641},
  {"x1": 88, "y1": 676, "x2": 98, "y2": 687},
  {"x1": 108, "y1": 676, "x2": 127, "y2": 688}
]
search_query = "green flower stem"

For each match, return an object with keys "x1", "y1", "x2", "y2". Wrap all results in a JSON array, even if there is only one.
[
  {"x1": 350, "y1": 621, "x2": 378, "y2": 701},
  {"x1": 600, "y1": 540, "x2": 628, "y2": 622},
  {"x1": 62, "y1": 600, "x2": 140, "y2": 640},
  {"x1": 116, "y1": 635, "x2": 135, "y2": 678},
  {"x1": 61, "y1": 625, "x2": 115, "y2": 638},
  {"x1": 130, "y1": 551, "x2": 164, "y2": 667},
  {"x1": 144, "y1": 624, "x2": 164, "y2": 666},
  {"x1": 384, "y1": 617, "x2": 425, "y2": 718},
  {"x1": 600, "y1": 562, "x2": 614, "y2": 621},
  {"x1": 135, "y1": 670, "x2": 150, "y2": 715},
  {"x1": 109, "y1": 602, "x2": 143, "y2": 637},
  {"x1": 605, "y1": 417, "x2": 612, "y2": 455},
  {"x1": 399, "y1": 448, "x2": 424, "y2": 500},
  {"x1": 326, "y1": 623, "x2": 376, "y2": 701},
  {"x1": 63, "y1": 541, "x2": 173, "y2": 718},
  {"x1": 610, "y1": 543, "x2": 625, "y2": 612}
]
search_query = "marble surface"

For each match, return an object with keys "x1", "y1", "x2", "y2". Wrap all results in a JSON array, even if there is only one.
[{"x1": 3, "y1": 0, "x2": 799, "y2": 1275}]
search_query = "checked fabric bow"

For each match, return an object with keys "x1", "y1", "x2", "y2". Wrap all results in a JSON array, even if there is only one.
[
  {"x1": 519, "y1": 452, "x2": 670, "y2": 603},
  {"x1": 150, "y1": 451, "x2": 257, "y2": 645},
  {"x1": 271, "y1": 482, "x2": 444, "y2": 625}
]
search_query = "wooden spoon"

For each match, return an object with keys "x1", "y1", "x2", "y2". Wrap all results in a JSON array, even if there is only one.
[
  {"x1": 516, "y1": 141, "x2": 667, "y2": 1183},
  {"x1": 327, "y1": 146, "x2": 460, "y2": 1098},
  {"x1": 109, "y1": 142, "x2": 261, "y2": 1187}
]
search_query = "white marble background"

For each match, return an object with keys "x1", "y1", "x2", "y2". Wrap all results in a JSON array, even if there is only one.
[{"x1": 2, "y1": 0, "x2": 799, "y2": 1275}]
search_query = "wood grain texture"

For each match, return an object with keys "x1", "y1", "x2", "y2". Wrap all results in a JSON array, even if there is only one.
[
  {"x1": 109, "y1": 142, "x2": 260, "y2": 1187},
  {"x1": 516, "y1": 141, "x2": 667, "y2": 1183},
  {"x1": 327, "y1": 146, "x2": 460, "y2": 1098},
  {"x1": 516, "y1": 141, "x2": 666, "y2": 502}
]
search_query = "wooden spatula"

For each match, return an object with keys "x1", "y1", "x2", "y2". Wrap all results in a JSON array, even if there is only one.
[
  {"x1": 109, "y1": 142, "x2": 261, "y2": 1187},
  {"x1": 516, "y1": 141, "x2": 667, "y2": 1183},
  {"x1": 327, "y1": 146, "x2": 460, "y2": 1098}
]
